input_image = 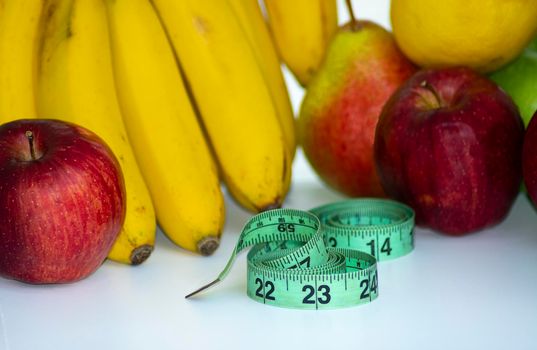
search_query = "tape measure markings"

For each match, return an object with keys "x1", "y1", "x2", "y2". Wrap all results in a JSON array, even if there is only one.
[{"x1": 186, "y1": 199, "x2": 414, "y2": 310}]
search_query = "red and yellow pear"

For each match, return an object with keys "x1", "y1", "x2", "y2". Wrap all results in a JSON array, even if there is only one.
[{"x1": 298, "y1": 3, "x2": 416, "y2": 197}]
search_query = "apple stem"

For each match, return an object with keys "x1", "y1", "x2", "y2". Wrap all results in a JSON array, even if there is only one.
[
  {"x1": 420, "y1": 80, "x2": 444, "y2": 108},
  {"x1": 25, "y1": 130, "x2": 36, "y2": 161},
  {"x1": 345, "y1": 0, "x2": 359, "y2": 30}
]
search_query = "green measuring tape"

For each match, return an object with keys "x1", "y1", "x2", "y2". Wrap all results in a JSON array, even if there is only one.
[{"x1": 186, "y1": 199, "x2": 415, "y2": 310}]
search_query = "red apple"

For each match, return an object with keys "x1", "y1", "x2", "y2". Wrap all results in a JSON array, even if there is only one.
[
  {"x1": 374, "y1": 67, "x2": 524, "y2": 235},
  {"x1": 0, "y1": 119, "x2": 125, "y2": 283},
  {"x1": 523, "y1": 110, "x2": 537, "y2": 206}
]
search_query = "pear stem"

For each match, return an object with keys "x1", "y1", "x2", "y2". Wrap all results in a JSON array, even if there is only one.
[
  {"x1": 345, "y1": 0, "x2": 358, "y2": 28},
  {"x1": 25, "y1": 130, "x2": 36, "y2": 161}
]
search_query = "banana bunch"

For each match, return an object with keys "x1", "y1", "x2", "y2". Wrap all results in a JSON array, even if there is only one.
[
  {"x1": 0, "y1": 0, "x2": 334, "y2": 260},
  {"x1": 0, "y1": 0, "x2": 322, "y2": 261}
]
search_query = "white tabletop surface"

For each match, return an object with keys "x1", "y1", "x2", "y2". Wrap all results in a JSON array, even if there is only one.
[{"x1": 2, "y1": 1, "x2": 537, "y2": 349}]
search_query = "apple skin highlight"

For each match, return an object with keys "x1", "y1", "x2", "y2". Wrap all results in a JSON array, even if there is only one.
[
  {"x1": 374, "y1": 67, "x2": 524, "y2": 235},
  {"x1": 299, "y1": 20, "x2": 416, "y2": 197},
  {"x1": 0, "y1": 119, "x2": 126, "y2": 283}
]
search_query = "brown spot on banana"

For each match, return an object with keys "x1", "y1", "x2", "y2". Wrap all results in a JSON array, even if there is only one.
[{"x1": 193, "y1": 16, "x2": 210, "y2": 36}]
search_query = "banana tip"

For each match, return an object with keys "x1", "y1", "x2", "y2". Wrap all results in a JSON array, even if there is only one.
[
  {"x1": 259, "y1": 199, "x2": 282, "y2": 212},
  {"x1": 262, "y1": 203, "x2": 281, "y2": 211},
  {"x1": 130, "y1": 245, "x2": 154, "y2": 265},
  {"x1": 197, "y1": 236, "x2": 220, "y2": 256}
]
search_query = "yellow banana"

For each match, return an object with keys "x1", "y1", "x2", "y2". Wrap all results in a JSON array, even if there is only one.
[
  {"x1": 228, "y1": 0, "x2": 296, "y2": 159},
  {"x1": 37, "y1": 0, "x2": 156, "y2": 264},
  {"x1": 264, "y1": 0, "x2": 338, "y2": 86},
  {"x1": 104, "y1": 0, "x2": 224, "y2": 255},
  {"x1": 151, "y1": 0, "x2": 291, "y2": 213},
  {"x1": 0, "y1": 0, "x2": 44, "y2": 122}
]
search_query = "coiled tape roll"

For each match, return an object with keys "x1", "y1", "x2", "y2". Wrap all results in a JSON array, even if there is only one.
[{"x1": 186, "y1": 199, "x2": 414, "y2": 310}]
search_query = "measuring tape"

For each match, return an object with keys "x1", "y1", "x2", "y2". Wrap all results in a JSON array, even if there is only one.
[{"x1": 186, "y1": 199, "x2": 414, "y2": 310}]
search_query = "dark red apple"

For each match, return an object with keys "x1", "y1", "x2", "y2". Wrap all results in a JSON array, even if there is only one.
[
  {"x1": 523, "y1": 110, "x2": 537, "y2": 205},
  {"x1": 0, "y1": 119, "x2": 125, "y2": 283},
  {"x1": 374, "y1": 67, "x2": 524, "y2": 235}
]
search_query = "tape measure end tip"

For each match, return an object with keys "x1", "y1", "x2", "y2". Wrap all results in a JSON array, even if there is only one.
[{"x1": 185, "y1": 279, "x2": 220, "y2": 299}]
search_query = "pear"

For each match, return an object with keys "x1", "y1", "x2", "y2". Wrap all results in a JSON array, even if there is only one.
[
  {"x1": 298, "y1": 18, "x2": 416, "y2": 197},
  {"x1": 490, "y1": 36, "x2": 537, "y2": 127}
]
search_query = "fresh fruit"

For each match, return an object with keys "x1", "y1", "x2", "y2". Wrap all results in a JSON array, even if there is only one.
[
  {"x1": 523, "y1": 111, "x2": 537, "y2": 206},
  {"x1": 0, "y1": 119, "x2": 125, "y2": 284},
  {"x1": 228, "y1": 0, "x2": 296, "y2": 159},
  {"x1": 104, "y1": 0, "x2": 224, "y2": 255},
  {"x1": 490, "y1": 36, "x2": 537, "y2": 126},
  {"x1": 37, "y1": 0, "x2": 156, "y2": 265},
  {"x1": 0, "y1": 0, "x2": 43, "y2": 121},
  {"x1": 374, "y1": 67, "x2": 524, "y2": 235},
  {"x1": 152, "y1": 0, "x2": 291, "y2": 212},
  {"x1": 264, "y1": 0, "x2": 338, "y2": 86},
  {"x1": 298, "y1": 18, "x2": 416, "y2": 197},
  {"x1": 391, "y1": 0, "x2": 537, "y2": 73}
]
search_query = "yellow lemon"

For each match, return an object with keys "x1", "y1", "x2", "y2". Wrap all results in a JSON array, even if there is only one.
[{"x1": 391, "y1": 0, "x2": 537, "y2": 73}]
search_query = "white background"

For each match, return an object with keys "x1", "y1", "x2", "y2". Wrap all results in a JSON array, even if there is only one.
[{"x1": 2, "y1": 1, "x2": 537, "y2": 349}]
